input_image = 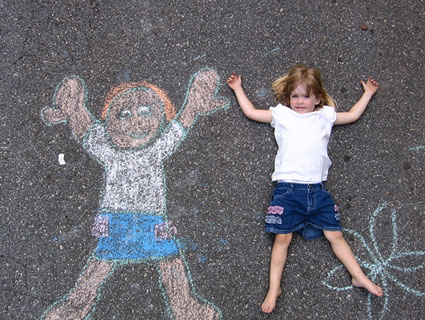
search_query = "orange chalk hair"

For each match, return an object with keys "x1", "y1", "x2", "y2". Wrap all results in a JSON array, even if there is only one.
[{"x1": 101, "y1": 81, "x2": 176, "y2": 121}]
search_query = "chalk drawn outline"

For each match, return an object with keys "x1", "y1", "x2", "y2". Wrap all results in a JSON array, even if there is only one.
[
  {"x1": 40, "y1": 68, "x2": 230, "y2": 320},
  {"x1": 409, "y1": 145, "x2": 425, "y2": 152},
  {"x1": 322, "y1": 201, "x2": 425, "y2": 320}
]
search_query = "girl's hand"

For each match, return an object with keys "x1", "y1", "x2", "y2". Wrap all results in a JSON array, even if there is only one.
[
  {"x1": 361, "y1": 76, "x2": 379, "y2": 96},
  {"x1": 335, "y1": 76, "x2": 379, "y2": 125},
  {"x1": 226, "y1": 72, "x2": 242, "y2": 91}
]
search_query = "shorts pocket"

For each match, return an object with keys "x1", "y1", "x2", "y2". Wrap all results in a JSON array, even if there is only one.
[
  {"x1": 319, "y1": 188, "x2": 336, "y2": 208},
  {"x1": 92, "y1": 215, "x2": 109, "y2": 238},
  {"x1": 321, "y1": 187, "x2": 332, "y2": 196},
  {"x1": 273, "y1": 187, "x2": 292, "y2": 199}
]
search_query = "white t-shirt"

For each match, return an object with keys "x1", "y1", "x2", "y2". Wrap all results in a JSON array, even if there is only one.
[{"x1": 270, "y1": 104, "x2": 337, "y2": 183}]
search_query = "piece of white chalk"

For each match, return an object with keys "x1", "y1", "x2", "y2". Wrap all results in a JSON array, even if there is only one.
[{"x1": 58, "y1": 153, "x2": 66, "y2": 165}]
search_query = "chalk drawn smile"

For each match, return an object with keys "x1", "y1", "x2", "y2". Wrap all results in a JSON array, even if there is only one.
[{"x1": 127, "y1": 131, "x2": 148, "y2": 139}]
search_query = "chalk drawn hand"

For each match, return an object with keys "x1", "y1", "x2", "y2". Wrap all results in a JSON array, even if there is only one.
[
  {"x1": 41, "y1": 76, "x2": 95, "y2": 140},
  {"x1": 179, "y1": 69, "x2": 229, "y2": 128},
  {"x1": 43, "y1": 77, "x2": 85, "y2": 123}
]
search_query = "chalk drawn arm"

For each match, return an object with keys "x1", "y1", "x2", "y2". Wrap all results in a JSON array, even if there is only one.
[
  {"x1": 41, "y1": 76, "x2": 95, "y2": 141},
  {"x1": 334, "y1": 77, "x2": 378, "y2": 125},
  {"x1": 227, "y1": 72, "x2": 272, "y2": 123},
  {"x1": 178, "y1": 69, "x2": 229, "y2": 130}
]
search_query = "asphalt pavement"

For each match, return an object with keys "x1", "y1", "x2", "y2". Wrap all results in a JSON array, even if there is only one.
[{"x1": 1, "y1": 0, "x2": 424, "y2": 319}]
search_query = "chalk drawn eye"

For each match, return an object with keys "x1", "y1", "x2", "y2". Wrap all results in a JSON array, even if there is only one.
[
  {"x1": 137, "y1": 105, "x2": 151, "y2": 117},
  {"x1": 119, "y1": 109, "x2": 132, "y2": 120}
]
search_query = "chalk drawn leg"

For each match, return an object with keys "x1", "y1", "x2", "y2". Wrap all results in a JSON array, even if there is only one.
[
  {"x1": 41, "y1": 257, "x2": 114, "y2": 320},
  {"x1": 159, "y1": 257, "x2": 221, "y2": 320}
]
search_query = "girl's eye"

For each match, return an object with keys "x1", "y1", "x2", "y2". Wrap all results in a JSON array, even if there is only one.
[
  {"x1": 119, "y1": 109, "x2": 132, "y2": 120},
  {"x1": 137, "y1": 105, "x2": 152, "y2": 117}
]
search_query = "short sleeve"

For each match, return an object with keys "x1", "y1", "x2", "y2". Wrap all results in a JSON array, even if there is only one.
[
  {"x1": 83, "y1": 122, "x2": 116, "y2": 165},
  {"x1": 270, "y1": 104, "x2": 287, "y2": 128},
  {"x1": 151, "y1": 120, "x2": 185, "y2": 157},
  {"x1": 322, "y1": 105, "x2": 337, "y2": 123},
  {"x1": 270, "y1": 106, "x2": 276, "y2": 128}
]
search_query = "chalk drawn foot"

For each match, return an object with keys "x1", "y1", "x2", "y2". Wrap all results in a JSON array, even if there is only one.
[
  {"x1": 159, "y1": 257, "x2": 222, "y2": 320},
  {"x1": 41, "y1": 258, "x2": 114, "y2": 320}
]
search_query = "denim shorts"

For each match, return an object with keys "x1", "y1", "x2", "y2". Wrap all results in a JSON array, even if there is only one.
[{"x1": 265, "y1": 182, "x2": 342, "y2": 240}]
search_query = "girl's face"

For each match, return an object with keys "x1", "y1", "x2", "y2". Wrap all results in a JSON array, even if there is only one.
[
  {"x1": 106, "y1": 89, "x2": 164, "y2": 149},
  {"x1": 289, "y1": 84, "x2": 320, "y2": 114}
]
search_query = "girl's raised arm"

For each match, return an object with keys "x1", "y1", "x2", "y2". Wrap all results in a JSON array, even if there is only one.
[
  {"x1": 334, "y1": 77, "x2": 378, "y2": 125},
  {"x1": 227, "y1": 73, "x2": 272, "y2": 123}
]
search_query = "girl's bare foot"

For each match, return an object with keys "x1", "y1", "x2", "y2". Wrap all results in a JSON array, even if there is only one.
[
  {"x1": 261, "y1": 288, "x2": 282, "y2": 313},
  {"x1": 352, "y1": 277, "x2": 383, "y2": 296}
]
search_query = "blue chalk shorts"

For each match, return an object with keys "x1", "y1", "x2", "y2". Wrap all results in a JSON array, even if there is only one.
[
  {"x1": 265, "y1": 182, "x2": 342, "y2": 240},
  {"x1": 93, "y1": 213, "x2": 178, "y2": 262}
]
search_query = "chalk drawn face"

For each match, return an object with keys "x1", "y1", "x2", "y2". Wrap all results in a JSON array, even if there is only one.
[
  {"x1": 289, "y1": 84, "x2": 320, "y2": 114},
  {"x1": 106, "y1": 88, "x2": 164, "y2": 149}
]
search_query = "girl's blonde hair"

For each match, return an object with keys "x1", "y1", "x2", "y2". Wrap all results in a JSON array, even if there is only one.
[{"x1": 272, "y1": 65, "x2": 335, "y2": 109}]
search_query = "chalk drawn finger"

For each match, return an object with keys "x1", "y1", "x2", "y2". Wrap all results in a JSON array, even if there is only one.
[
  {"x1": 209, "y1": 97, "x2": 230, "y2": 111},
  {"x1": 41, "y1": 106, "x2": 66, "y2": 125},
  {"x1": 54, "y1": 76, "x2": 86, "y2": 117}
]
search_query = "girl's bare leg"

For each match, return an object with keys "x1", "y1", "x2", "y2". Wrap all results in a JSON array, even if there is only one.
[
  {"x1": 323, "y1": 230, "x2": 383, "y2": 296},
  {"x1": 158, "y1": 257, "x2": 221, "y2": 320},
  {"x1": 42, "y1": 257, "x2": 114, "y2": 320},
  {"x1": 262, "y1": 233, "x2": 292, "y2": 313}
]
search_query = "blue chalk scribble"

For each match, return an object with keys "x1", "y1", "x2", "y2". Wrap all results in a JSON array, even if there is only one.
[
  {"x1": 264, "y1": 48, "x2": 281, "y2": 57},
  {"x1": 219, "y1": 238, "x2": 229, "y2": 245},
  {"x1": 194, "y1": 54, "x2": 207, "y2": 61},
  {"x1": 409, "y1": 145, "x2": 425, "y2": 152}
]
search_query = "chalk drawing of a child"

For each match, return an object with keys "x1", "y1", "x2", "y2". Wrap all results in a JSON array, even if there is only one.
[{"x1": 40, "y1": 69, "x2": 229, "y2": 319}]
